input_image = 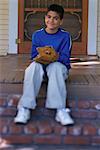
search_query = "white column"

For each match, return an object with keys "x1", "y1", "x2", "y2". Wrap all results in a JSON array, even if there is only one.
[
  {"x1": 87, "y1": 0, "x2": 98, "y2": 55},
  {"x1": 8, "y1": 0, "x2": 18, "y2": 54}
]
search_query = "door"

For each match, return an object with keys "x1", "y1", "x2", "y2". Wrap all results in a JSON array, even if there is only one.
[{"x1": 18, "y1": 0, "x2": 88, "y2": 56}]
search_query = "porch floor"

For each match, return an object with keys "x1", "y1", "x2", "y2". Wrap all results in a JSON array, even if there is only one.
[{"x1": 0, "y1": 54, "x2": 100, "y2": 100}]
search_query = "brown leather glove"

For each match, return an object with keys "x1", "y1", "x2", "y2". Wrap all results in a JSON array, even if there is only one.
[{"x1": 34, "y1": 46, "x2": 59, "y2": 64}]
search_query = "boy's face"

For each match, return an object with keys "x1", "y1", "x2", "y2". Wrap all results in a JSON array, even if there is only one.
[{"x1": 45, "y1": 11, "x2": 63, "y2": 32}]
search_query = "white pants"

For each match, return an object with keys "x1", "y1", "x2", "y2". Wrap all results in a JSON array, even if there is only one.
[{"x1": 18, "y1": 61, "x2": 69, "y2": 109}]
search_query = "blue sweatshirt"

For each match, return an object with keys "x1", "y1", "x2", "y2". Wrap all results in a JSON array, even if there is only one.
[{"x1": 31, "y1": 28, "x2": 72, "y2": 69}]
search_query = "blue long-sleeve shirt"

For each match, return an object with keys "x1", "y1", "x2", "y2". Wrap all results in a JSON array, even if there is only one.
[{"x1": 31, "y1": 28, "x2": 72, "y2": 69}]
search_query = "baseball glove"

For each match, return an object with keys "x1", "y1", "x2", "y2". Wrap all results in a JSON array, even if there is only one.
[{"x1": 34, "y1": 46, "x2": 59, "y2": 64}]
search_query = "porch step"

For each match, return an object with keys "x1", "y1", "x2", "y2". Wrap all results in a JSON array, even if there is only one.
[
  {"x1": 0, "y1": 94, "x2": 100, "y2": 147},
  {"x1": 1, "y1": 82, "x2": 100, "y2": 101}
]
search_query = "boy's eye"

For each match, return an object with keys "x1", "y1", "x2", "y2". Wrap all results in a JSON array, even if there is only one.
[
  {"x1": 54, "y1": 17, "x2": 59, "y2": 20},
  {"x1": 46, "y1": 15, "x2": 60, "y2": 20}
]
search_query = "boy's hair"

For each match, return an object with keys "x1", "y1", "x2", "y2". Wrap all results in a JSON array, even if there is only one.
[{"x1": 47, "y1": 4, "x2": 64, "y2": 19}]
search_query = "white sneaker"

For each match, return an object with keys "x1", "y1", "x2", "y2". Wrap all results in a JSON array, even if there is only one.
[
  {"x1": 55, "y1": 108, "x2": 74, "y2": 125},
  {"x1": 14, "y1": 107, "x2": 30, "y2": 124}
]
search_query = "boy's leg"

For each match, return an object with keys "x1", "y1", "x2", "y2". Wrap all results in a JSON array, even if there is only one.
[
  {"x1": 46, "y1": 62, "x2": 74, "y2": 125},
  {"x1": 18, "y1": 62, "x2": 44, "y2": 109},
  {"x1": 14, "y1": 62, "x2": 44, "y2": 123},
  {"x1": 46, "y1": 62, "x2": 68, "y2": 109}
]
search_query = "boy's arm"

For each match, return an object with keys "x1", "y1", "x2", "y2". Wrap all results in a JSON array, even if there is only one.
[
  {"x1": 30, "y1": 33, "x2": 39, "y2": 60},
  {"x1": 58, "y1": 33, "x2": 72, "y2": 69}
]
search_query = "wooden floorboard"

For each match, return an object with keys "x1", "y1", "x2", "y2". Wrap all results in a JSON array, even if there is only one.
[
  {"x1": 0, "y1": 54, "x2": 100, "y2": 85},
  {"x1": 0, "y1": 55, "x2": 100, "y2": 84},
  {"x1": 0, "y1": 54, "x2": 100, "y2": 100}
]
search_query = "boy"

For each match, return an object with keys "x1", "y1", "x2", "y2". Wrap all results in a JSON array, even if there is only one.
[{"x1": 14, "y1": 4, "x2": 74, "y2": 125}]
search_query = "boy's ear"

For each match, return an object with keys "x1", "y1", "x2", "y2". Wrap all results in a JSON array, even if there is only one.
[
  {"x1": 44, "y1": 15, "x2": 47, "y2": 20},
  {"x1": 60, "y1": 19, "x2": 63, "y2": 25}
]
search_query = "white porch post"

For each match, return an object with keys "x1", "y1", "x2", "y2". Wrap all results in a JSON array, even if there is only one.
[
  {"x1": 87, "y1": 0, "x2": 98, "y2": 55},
  {"x1": 8, "y1": 0, "x2": 18, "y2": 54}
]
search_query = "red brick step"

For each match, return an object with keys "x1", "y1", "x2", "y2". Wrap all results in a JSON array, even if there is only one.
[{"x1": 0, "y1": 95, "x2": 100, "y2": 146}]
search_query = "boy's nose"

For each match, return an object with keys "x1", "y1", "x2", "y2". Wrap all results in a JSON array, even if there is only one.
[{"x1": 50, "y1": 18, "x2": 54, "y2": 22}]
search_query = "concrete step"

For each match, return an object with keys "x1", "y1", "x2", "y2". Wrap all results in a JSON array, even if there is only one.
[{"x1": 0, "y1": 94, "x2": 100, "y2": 147}]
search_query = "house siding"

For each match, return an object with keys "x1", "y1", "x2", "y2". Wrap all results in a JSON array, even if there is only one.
[{"x1": 0, "y1": 0, "x2": 8, "y2": 55}]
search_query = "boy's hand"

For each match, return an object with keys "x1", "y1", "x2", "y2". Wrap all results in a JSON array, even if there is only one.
[{"x1": 34, "y1": 46, "x2": 59, "y2": 64}]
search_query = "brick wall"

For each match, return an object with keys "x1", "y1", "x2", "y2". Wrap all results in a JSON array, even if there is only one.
[{"x1": 0, "y1": 0, "x2": 8, "y2": 55}]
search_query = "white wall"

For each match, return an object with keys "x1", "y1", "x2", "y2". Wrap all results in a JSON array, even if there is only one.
[
  {"x1": 0, "y1": 0, "x2": 9, "y2": 55},
  {"x1": 97, "y1": 0, "x2": 100, "y2": 57},
  {"x1": 8, "y1": 0, "x2": 18, "y2": 54},
  {"x1": 87, "y1": 0, "x2": 98, "y2": 55}
]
